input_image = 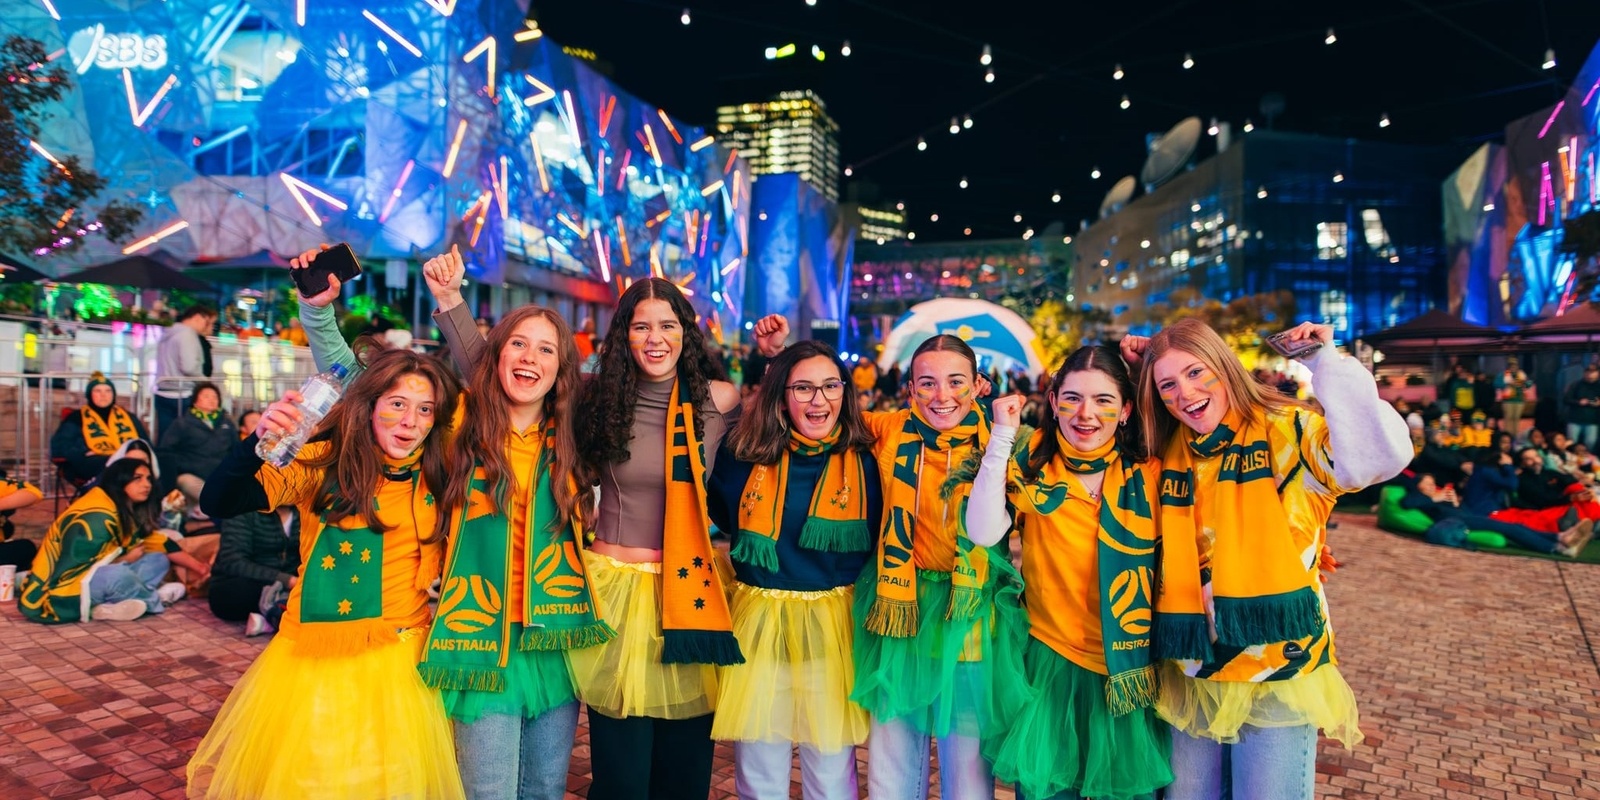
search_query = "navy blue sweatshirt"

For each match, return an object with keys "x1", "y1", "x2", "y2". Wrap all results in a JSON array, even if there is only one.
[
  {"x1": 707, "y1": 443, "x2": 882, "y2": 591},
  {"x1": 1459, "y1": 464, "x2": 1517, "y2": 516}
]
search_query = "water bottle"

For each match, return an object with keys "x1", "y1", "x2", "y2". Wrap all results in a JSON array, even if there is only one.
[{"x1": 256, "y1": 363, "x2": 349, "y2": 468}]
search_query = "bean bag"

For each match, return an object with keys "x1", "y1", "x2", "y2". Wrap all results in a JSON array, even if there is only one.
[{"x1": 1375, "y1": 485, "x2": 1507, "y2": 549}]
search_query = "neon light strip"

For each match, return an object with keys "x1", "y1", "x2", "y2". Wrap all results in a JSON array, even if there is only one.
[
  {"x1": 556, "y1": 214, "x2": 585, "y2": 237},
  {"x1": 121, "y1": 220, "x2": 188, "y2": 254},
  {"x1": 529, "y1": 133, "x2": 550, "y2": 193},
  {"x1": 642, "y1": 124, "x2": 662, "y2": 167},
  {"x1": 362, "y1": 11, "x2": 422, "y2": 58},
  {"x1": 462, "y1": 36, "x2": 496, "y2": 97},
  {"x1": 1538, "y1": 101, "x2": 1564, "y2": 139},
  {"x1": 698, "y1": 213, "x2": 710, "y2": 257},
  {"x1": 561, "y1": 90, "x2": 582, "y2": 152},
  {"x1": 593, "y1": 230, "x2": 611, "y2": 283},
  {"x1": 732, "y1": 169, "x2": 742, "y2": 208},
  {"x1": 1586, "y1": 78, "x2": 1600, "y2": 107},
  {"x1": 495, "y1": 156, "x2": 509, "y2": 219},
  {"x1": 422, "y1": 0, "x2": 456, "y2": 18},
  {"x1": 616, "y1": 217, "x2": 632, "y2": 267},
  {"x1": 121, "y1": 72, "x2": 178, "y2": 127},
  {"x1": 649, "y1": 243, "x2": 662, "y2": 278},
  {"x1": 280, "y1": 173, "x2": 350, "y2": 226},
  {"x1": 295, "y1": 0, "x2": 304, "y2": 26},
  {"x1": 700, "y1": 180, "x2": 724, "y2": 197},
  {"x1": 720, "y1": 257, "x2": 741, "y2": 276},
  {"x1": 28, "y1": 140, "x2": 64, "y2": 169},
  {"x1": 55, "y1": 208, "x2": 74, "y2": 228},
  {"x1": 646, "y1": 209, "x2": 671, "y2": 228},
  {"x1": 468, "y1": 192, "x2": 489, "y2": 247},
  {"x1": 1539, "y1": 161, "x2": 1554, "y2": 226},
  {"x1": 39, "y1": 0, "x2": 59, "y2": 19},
  {"x1": 657, "y1": 109, "x2": 683, "y2": 144},
  {"x1": 441, "y1": 119, "x2": 468, "y2": 177},
  {"x1": 598, "y1": 95, "x2": 616, "y2": 138},
  {"x1": 379, "y1": 159, "x2": 415, "y2": 222},
  {"x1": 513, "y1": 26, "x2": 542, "y2": 42},
  {"x1": 1591, "y1": 152, "x2": 1597, "y2": 204},
  {"x1": 724, "y1": 149, "x2": 738, "y2": 174},
  {"x1": 614, "y1": 149, "x2": 631, "y2": 192},
  {"x1": 121, "y1": 69, "x2": 141, "y2": 121},
  {"x1": 459, "y1": 191, "x2": 488, "y2": 222},
  {"x1": 595, "y1": 152, "x2": 605, "y2": 197},
  {"x1": 690, "y1": 135, "x2": 715, "y2": 152},
  {"x1": 1568, "y1": 137, "x2": 1579, "y2": 203}
]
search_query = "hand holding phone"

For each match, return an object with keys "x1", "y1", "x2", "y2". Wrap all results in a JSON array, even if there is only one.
[
  {"x1": 291, "y1": 243, "x2": 362, "y2": 298},
  {"x1": 1266, "y1": 324, "x2": 1329, "y2": 360}
]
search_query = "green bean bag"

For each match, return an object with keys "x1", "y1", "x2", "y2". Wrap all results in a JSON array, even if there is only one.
[{"x1": 1375, "y1": 485, "x2": 1508, "y2": 549}]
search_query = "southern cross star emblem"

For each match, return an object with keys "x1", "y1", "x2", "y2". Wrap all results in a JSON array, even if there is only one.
[
  {"x1": 321, "y1": 554, "x2": 336, "y2": 570},
  {"x1": 692, "y1": 556, "x2": 704, "y2": 568},
  {"x1": 694, "y1": 597, "x2": 705, "y2": 610},
  {"x1": 677, "y1": 567, "x2": 689, "y2": 579},
  {"x1": 360, "y1": 548, "x2": 372, "y2": 563},
  {"x1": 337, "y1": 599, "x2": 353, "y2": 615},
  {"x1": 339, "y1": 540, "x2": 353, "y2": 555}
]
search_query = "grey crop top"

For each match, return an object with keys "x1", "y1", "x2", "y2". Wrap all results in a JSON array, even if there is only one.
[{"x1": 593, "y1": 377, "x2": 730, "y2": 549}]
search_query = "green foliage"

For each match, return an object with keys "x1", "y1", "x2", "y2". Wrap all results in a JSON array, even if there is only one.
[
  {"x1": 72, "y1": 283, "x2": 122, "y2": 319},
  {"x1": 1157, "y1": 288, "x2": 1298, "y2": 357},
  {"x1": 0, "y1": 35, "x2": 143, "y2": 253}
]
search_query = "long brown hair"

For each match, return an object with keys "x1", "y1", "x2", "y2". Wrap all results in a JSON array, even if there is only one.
[
  {"x1": 441, "y1": 305, "x2": 590, "y2": 532},
  {"x1": 1134, "y1": 318, "x2": 1300, "y2": 453},
  {"x1": 1024, "y1": 344, "x2": 1146, "y2": 483},
  {"x1": 726, "y1": 340, "x2": 875, "y2": 464},
  {"x1": 302, "y1": 341, "x2": 461, "y2": 543}
]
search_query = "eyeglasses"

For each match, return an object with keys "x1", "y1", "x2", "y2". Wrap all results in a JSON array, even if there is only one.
[{"x1": 786, "y1": 381, "x2": 846, "y2": 403}]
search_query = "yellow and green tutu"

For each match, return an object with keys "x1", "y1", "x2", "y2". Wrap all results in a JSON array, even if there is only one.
[
  {"x1": 711, "y1": 582, "x2": 868, "y2": 752},
  {"x1": 1156, "y1": 661, "x2": 1362, "y2": 749},
  {"x1": 985, "y1": 638, "x2": 1172, "y2": 800},
  {"x1": 564, "y1": 551, "x2": 721, "y2": 720},
  {"x1": 849, "y1": 559, "x2": 1030, "y2": 742},
  {"x1": 186, "y1": 628, "x2": 465, "y2": 800},
  {"x1": 438, "y1": 622, "x2": 576, "y2": 724}
]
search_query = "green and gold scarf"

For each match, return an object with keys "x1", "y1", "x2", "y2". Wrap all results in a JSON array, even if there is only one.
[
  {"x1": 190, "y1": 406, "x2": 220, "y2": 428},
  {"x1": 660, "y1": 381, "x2": 742, "y2": 665},
  {"x1": 866, "y1": 405, "x2": 991, "y2": 638},
  {"x1": 82, "y1": 404, "x2": 137, "y2": 456},
  {"x1": 730, "y1": 426, "x2": 871, "y2": 572}
]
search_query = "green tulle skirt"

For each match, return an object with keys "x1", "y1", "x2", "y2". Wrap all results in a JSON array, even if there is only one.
[
  {"x1": 438, "y1": 623, "x2": 577, "y2": 724},
  {"x1": 849, "y1": 559, "x2": 1030, "y2": 744},
  {"x1": 984, "y1": 638, "x2": 1172, "y2": 800}
]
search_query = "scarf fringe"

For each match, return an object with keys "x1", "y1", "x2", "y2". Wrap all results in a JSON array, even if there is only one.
[
  {"x1": 1153, "y1": 613, "x2": 1213, "y2": 662},
  {"x1": 864, "y1": 597, "x2": 920, "y2": 638},
  {"x1": 797, "y1": 518, "x2": 873, "y2": 553},
  {"x1": 661, "y1": 629, "x2": 745, "y2": 666},
  {"x1": 1104, "y1": 664, "x2": 1158, "y2": 717},
  {"x1": 518, "y1": 620, "x2": 618, "y2": 652},
  {"x1": 729, "y1": 531, "x2": 781, "y2": 572},
  {"x1": 417, "y1": 664, "x2": 506, "y2": 693},
  {"x1": 1213, "y1": 587, "x2": 1326, "y2": 648},
  {"x1": 291, "y1": 620, "x2": 399, "y2": 658},
  {"x1": 946, "y1": 585, "x2": 983, "y2": 621}
]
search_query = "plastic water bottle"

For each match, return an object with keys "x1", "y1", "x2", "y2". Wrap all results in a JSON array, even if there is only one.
[{"x1": 256, "y1": 363, "x2": 349, "y2": 467}]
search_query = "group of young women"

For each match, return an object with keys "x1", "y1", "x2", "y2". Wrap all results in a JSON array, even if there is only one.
[{"x1": 178, "y1": 242, "x2": 1411, "y2": 800}]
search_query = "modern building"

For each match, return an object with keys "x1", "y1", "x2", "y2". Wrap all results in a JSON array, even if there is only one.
[
  {"x1": 1072, "y1": 130, "x2": 1465, "y2": 341},
  {"x1": 841, "y1": 203, "x2": 909, "y2": 244},
  {"x1": 715, "y1": 90, "x2": 842, "y2": 202}
]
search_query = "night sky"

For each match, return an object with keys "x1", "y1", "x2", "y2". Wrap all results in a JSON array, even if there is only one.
[{"x1": 534, "y1": 0, "x2": 1600, "y2": 242}]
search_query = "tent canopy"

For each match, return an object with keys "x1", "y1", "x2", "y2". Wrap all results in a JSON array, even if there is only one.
[
  {"x1": 879, "y1": 298, "x2": 1048, "y2": 377},
  {"x1": 58, "y1": 250, "x2": 213, "y2": 291}
]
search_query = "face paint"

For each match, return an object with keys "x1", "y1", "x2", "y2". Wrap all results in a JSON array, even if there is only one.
[{"x1": 1056, "y1": 400, "x2": 1080, "y2": 419}]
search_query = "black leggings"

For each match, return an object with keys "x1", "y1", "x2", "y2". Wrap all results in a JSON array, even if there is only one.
[
  {"x1": 586, "y1": 710, "x2": 715, "y2": 800},
  {"x1": 207, "y1": 576, "x2": 272, "y2": 622}
]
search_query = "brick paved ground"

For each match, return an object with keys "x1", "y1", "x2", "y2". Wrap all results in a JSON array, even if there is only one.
[{"x1": 2, "y1": 506, "x2": 1598, "y2": 799}]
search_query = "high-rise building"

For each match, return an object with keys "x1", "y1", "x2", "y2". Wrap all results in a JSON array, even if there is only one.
[
  {"x1": 842, "y1": 203, "x2": 909, "y2": 244},
  {"x1": 715, "y1": 90, "x2": 841, "y2": 201}
]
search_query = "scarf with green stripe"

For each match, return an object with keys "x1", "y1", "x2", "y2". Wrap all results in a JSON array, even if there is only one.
[
  {"x1": 730, "y1": 426, "x2": 871, "y2": 572},
  {"x1": 660, "y1": 381, "x2": 742, "y2": 665},
  {"x1": 189, "y1": 406, "x2": 221, "y2": 427},
  {"x1": 865, "y1": 405, "x2": 990, "y2": 638},
  {"x1": 420, "y1": 424, "x2": 613, "y2": 692},
  {"x1": 1154, "y1": 409, "x2": 1327, "y2": 665},
  {"x1": 1010, "y1": 430, "x2": 1158, "y2": 716}
]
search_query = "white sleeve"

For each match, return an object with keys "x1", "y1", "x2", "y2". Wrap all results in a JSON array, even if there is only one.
[
  {"x1": 1305, "y1": 346, "x2": 1413, "y2": 490},
  {"x1": 965, "y1": 424, "x2": 1017, "y2": 547}
]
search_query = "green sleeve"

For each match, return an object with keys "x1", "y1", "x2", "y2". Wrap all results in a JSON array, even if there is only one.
[
  {"x1": 299, "y1": 300, "x2": 360, "y2": 387},
  {"x1": 58, "y1": 509, "x2": 121, "y2": 567}
]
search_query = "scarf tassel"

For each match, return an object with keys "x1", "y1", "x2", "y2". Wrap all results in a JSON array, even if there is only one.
[
  {"x1": 518, "y1": 621, "x2": 618, "y2": 652},
  {"x1": 292, "y1": 620, "x2": 400, "y2": 659},
  {"x1": 729, "y1": 532, "x2": 781, "y2": 572},
  {"x1": 946, "y1": 585, "x2": 983, "y2": 621},
  {"x1": 1104, "y1": 664, "x2": 1158, "y2": 718},
  {"x1": 797, "y1": 518, "x2": 873, "y2": 553},
  {"x1": 864, "y1": 597, "x2": 919, "y2": 638},
  {"x1": 662, "y1": 630, "x2": 745, "y2": 666},
  {"x1": 1212, "y1": 587, "x2": 1326, "y2": 648},
  {"x1": 418, "y1": 665, "x2": 507, "y2": 693},
  {"x1": 1153, "y1": 612, "x2": 1213, "y2": 663}
]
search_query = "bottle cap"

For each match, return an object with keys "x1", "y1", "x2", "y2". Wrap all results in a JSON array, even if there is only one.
[{"x1": 329, "y1": 363, "x2": 349, "y2": 378}]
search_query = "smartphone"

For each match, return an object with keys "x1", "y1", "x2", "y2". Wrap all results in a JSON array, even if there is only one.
[
  {"x1": 292, "y1": 244, "x2": 362, "y2": 296},
  {"x1": 1266, "y1": 329, "x2": 1323, "y2": 360}
]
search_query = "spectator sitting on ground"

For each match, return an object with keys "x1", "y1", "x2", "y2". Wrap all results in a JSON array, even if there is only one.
[
  {"x1": 1458, "y1": 449, "x2": 1519, "y2": 516},
  {"x1": 1546, "y1": 431, "x2": 1586, "y2": 479},
  {"x1": 1410, "y1": 427, "x2": 1466, "y2": 487},
  {"x1": 17, "y1": 459, "x2": 211, "y2": 623},
  {"x1": 1571, "y1": 442, "x2": 1599, "y2": 478},
  {"x1": 156, "y1": 382, "x2": 238, "y2": 510},
  {"x1": 50, "y1": 373, "x2": 152, "y2": 486},
  {"x1": 209, "y1": 505, "x2": 301, "y2": 637},
  {"x1": 1403, "y1": 472, "x2": 1592, "y2": 557},
  {"x1": 0, "y1": 475, "x2": 44, "y2": 569},
  {"x1": 237, "y1": 409, "x2": 260, "y2": 439},
  {"x1": 1514, "y1": 446, "x2": 1578, "y2": 510},
  {"x1": 1493, "y1": 482, "x2": 1600, "y2": 535}
]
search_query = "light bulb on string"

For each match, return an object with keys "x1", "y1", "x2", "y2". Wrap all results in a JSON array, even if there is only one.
[
  {"x1": 1243, "y1": 119, "x2": 1254, "y2": 133},
  {"x1": 811, "y1": 44, "x2": 825, "y2": 61},
  {"x1": 841, "y1": 40, "x2": 851, "y2": 57},
  {"x1": 1182, "y1": 52, "x2": 1194, "y2": 69},
  {"x1": 1543, "y1": 48, "x2": 1557, "y2": 70},
  {"x1": 1257, "y1": 186, "x2": 1268, "y2": 199},
  {"x1": 806, "y1": 0, "x2": 817, "y2": 5},
  {"x1": 1119, "y1": 95, "x2": 1130, "y2": 110},
  {"x1": 1090, "y1": 166, "x2": 1101, "y2": 179},
  {"x1": 1332, "y1": 171, "x2": 1345, "y2": 183},
  {"x1": 917, "y1": 137, "x2": 927, "y2": 151},
  {"x1": 962, "y1": 114, "x2": 973, "y2": 129},
  {"x1": 680, "y1": 7, "x2": 690, "y2": 25},
  {"x1": 1324, "y1": 27, "x2": 1337, "y2": 45},
  {"x1": 985, "y1": 67, "x2": 995, "y2": 83},
  {"x1": 1378, "y1": 113, "x2": 1390, "y2": 128},
  {"x1": 1190, "y1": 200, "x2": 1201, "y2": 212},
  {"x1": 980, "y1": 44, "x2": 992, "y2": 66},
  {"x1": 950, "y1": 117, "x2": 960, "y2": 134},
  {"x1": 930, "y1": 213, "x2": 939, "y2": 222},
  {"x1": 1208, "y1": 117, "x2": 1219, "y2": 136},
  {"x1": 1112, "y1": 63, "x2": 1124, "y2": 80},
  {"x1": 959, "y1": 176, "x2": 969, "y2": 189},
  {"x1": 895, "y1": 202, "x2": 904, "y2": 211},
  {"x1": 1051, "y1": 190, "x2": 1062, "y2": 203},
  {"x1": 964, "y1": 227, "x2": 972, "y2": 236},
  {"x1": 844, "y1": 165, "x2": 853, "y2": 177},
  {"x1": 1013, "y1": 213, "x2": 1023, "y2": 223}
]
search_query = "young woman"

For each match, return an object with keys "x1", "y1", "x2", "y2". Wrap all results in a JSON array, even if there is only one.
[
  {"x1": 1127, "y1": 319, "x2": 1411, "y2": 800},
  {"x1": 705, "y1": 340, "x2": 882, "y2": 800},
  {"x1": 19, "y1": 458, "x2": 203, "y2": 623},
  {"x1": 966, "y1": 345, "x2": 1172, "y2": 800},
  {"x1": 752, "y1": 316, "x2": 1028, "y2": 800},
  {"x1": 186, "y1": 346, "x2": 466, "y2": 800}
]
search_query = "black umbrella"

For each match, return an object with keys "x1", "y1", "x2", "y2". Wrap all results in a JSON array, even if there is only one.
[
  {"x1": 0, "y1": 253, "x2": 48, "y2": 283},
  {"x1": 57, "y1": 250, "x2": 214, "y2": 291},
  {"x1": 187, "y1": 249, "x2": 294, "y2": 288}
]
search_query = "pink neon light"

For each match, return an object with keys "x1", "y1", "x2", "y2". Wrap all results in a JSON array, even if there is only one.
[
  {"x1": 615, "y1": 149, "x2": 631, "y2": 192},
  {"x1": 379, "y1": 159, "x2": 415, "y2": 222},
  {"x1": 1539, "y1": 161, "x2": 1554, "y2": 226},
  {"x1": 1538, "y1": 101, "x2": 1565, "y2": 139},
  {"x1": 1585, "y1": 78, "x2": 1600, "y2": 107},
  {"x1": 1590, "y1": 152, "x2": 1597, "y2": 204},
  {"x1": 593, "y1": 230, "x2": 611, "y2": 283}
]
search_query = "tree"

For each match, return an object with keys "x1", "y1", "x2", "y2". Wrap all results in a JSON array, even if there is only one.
[
  {"x1": 1022, "y1": 299, "x2": 1111, "y2": 371},
  {"x1": 0, "y1": 35, "x2": 142, "y2": 255},
  {"x1": 1158, "y1": 288, "x2": 1297, "y2": 361}
]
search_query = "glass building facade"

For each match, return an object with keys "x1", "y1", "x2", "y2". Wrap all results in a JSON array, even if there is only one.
[{"x1": 715, "y1": 90, "x2": 841, "y2": 202}]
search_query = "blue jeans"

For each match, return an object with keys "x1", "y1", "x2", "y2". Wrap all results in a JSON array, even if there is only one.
[
  {"x1": 87, "y1": 552, "x2": 170, "y2": 613},
  {"x1": 1167, "y1": 724, "x2": 1316, "y2": 800},
  {"x1": 734, "y1": 740, "x2": 858, "y2": 800},
  {"x1": 1448, "y1": 512, "x2": 1558, "y2": 553},
  {"x1": 867, "y1": 716, "x2": 992, "y2": 800},
  {"x1": 1567, "y1": 423, "x2": 1599, "y2": 452},
  {"x1": 453, "y1": 701, "x2": 578, "y2": 800}
]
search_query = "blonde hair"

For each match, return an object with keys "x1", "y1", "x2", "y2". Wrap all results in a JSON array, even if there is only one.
[{"x1": 1135, "y1": 318, "x2": 1301, "y2": 451}]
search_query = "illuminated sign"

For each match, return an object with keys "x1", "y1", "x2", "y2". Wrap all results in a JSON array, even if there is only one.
[{"x1": 67, "y1": 25, "x2": 168, "y2": 73}]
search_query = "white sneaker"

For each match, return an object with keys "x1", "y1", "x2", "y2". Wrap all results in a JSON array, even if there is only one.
[
  {"x1": 91, "y1": 599, "x2": 147, "y2": 621},
  {"x1": 244, "y1": 612, "x2": 274, "y2": 637},
  {"x1": 156, "y1": 582, "x2": 187, "y2": 605}
]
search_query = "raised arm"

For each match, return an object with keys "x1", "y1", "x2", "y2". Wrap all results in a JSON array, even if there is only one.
[
  {"x1": 422, "y1": 245, "x2": 486, "y2": 374},
  {"x1": 1295, "y1": 325, "x2": 1411, "y2": 492},
  {"x1": 290, "y1": 244, "x2": 359, "y2": 386},
  {"x1": 965, "y1": 394, "x2": 1022, "y2": 547}
]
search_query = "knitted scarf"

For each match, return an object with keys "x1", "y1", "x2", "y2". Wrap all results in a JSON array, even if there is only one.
[
  {"x1": 866, "y1": 405, "x2": 990, "y2": 637},
  {"x1": 295, "y1": 451, "x2": 436, "y2": 658},
  {"x1": 1154, "y1": 409, "x2": 1326, "y2": 664},
  {"x1": 660, "y1": 381, "x2": 742, "y2": 665},
  {"x1": 189, "y1": 406, "x2": 220, "y2": 428},
  {"x1": 420, "y1": 424, "x2": 614, "y2": 692},
  {"x1": 82, "y1": 404, "x2": 137, "y2": 456},
  {"x1": 1011, "y1": 430, "x2": 1158, "y2": 716},
  {"x1": 730, "y1": 426, "x2": 871, "y2": 572}
]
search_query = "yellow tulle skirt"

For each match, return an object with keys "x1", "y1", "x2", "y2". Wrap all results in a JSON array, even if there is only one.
[
  {"x1": 711, "y1": 582, "x2": 868, "y2": 753},
  {"x1": 564, "y1": 551, "x2": 720, "y2": 720},
  {"x1": 1155, "y1": 661, "x2": 1363, "y2": 749},
  {"x1": 186, "y1": 628, "x2": 465, "y2": 800}
]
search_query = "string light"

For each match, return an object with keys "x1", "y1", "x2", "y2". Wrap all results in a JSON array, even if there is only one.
[
  {"x1": 1013, "y1": 213, "x2": 1022, "y2": 223},
  {"x1": 917, "y1": 137, "x2": 927, "y2": 151},
  {"x1": 950, "y1": 117, "x2": 960, "y2": 134},
  {"x1": 985, "y1": 67, "x2": 995, "y2": 83},
  {"x1": 1332, "y1": 171, "x2": 1345, "y2": 183},
  {"x1": 1378, "y1": 113, "x2": 1391, "y2": 128},
  {"x1": 1051, "y1": 190, "x2": 1061, "y2": 203},
  {"x1": 1182, "y1": 52, "x2": 1194, "y2": 69},
  {"x1": 1112, "y1": 63, "x2": 1124, "y2": 80},
  {"x1": 959, "y1": 176, "x2": 968, "y2": 189},
  {"x1": 908, "y1": 232, "x2": 916, "y2": 240},
  {"x1": 1207, "y1": 117, "x2": 1219, "y2": 136},
  {"x1": 930, "y1": 213, "x2": 939, "y2": 221},
  {"x1": 980, "y1": 44, "x2": 992, "y2": 66},
  {"x1": 1324, "y1": 27, "x2": 1337, "y2": 45},
  {"x1": 1140, "y1": 239, "x2": 1150, "y2": 248},
  {"x1": 1243, "y1": 119, "x2": 1254, "y2": 133},
  {"x1": 962, "y1": 114, "x2": 973, "y2": 129},
  {"x1": 1090, "y1": 166, "x2": 1101, "y2": 179},
  {"x1": 1190, "y1": 200, "x2": 1201, "y2": 212},
  {"x1": 1257, "y1": 186, "x2": 1268, "y2": 198},
  {"x1": 1063, "y1": 236, "x2": 1072, "y2": 244},
  {"x1": 806, "y1": 0, "x2": 817, "y2": 5},
  {"x1": 680, "y1": 7, "x2": 690, "y2": 25},
  {"x1": 896, "y1": 202, "x2": 904, "y2": 211},
  {"x1": 811, "y1": 44, "x2": 825, "y2": 61},
  {"x1": 1543, "y1": 48, "x2": 1557, "y2": 70},
  {"x1": 841, "y1": 40, "x2": 851, "y2": 57},
  {"x1": 1119, "y1": 95, "x2": 1131, "y2": 110},
  {"x1": 963, "y1": 227, "x2": 972, "y2": 236},
  {"x1": 844, "y1": 165, "x2": 853, "y2": 177}
]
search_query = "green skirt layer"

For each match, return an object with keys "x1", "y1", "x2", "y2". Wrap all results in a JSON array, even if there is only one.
[
  {"x1": 985, "y1": 638, "x2": 1172, "y2": 800},
  {"x1": 849, "y1": 558, "x2": 1030, "y2": 743},
  {"x1": 437, "y1": 623, "x2": 577, "y2": 724}
]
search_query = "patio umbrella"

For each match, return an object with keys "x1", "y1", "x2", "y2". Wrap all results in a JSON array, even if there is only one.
[
  {"x1": 56, "y1": 250, "x2": 213, "y2": 291},
  {"x1": 878, "y1": 297, "x2": 1048, "y2": 377},
  {"x1": 0, "y1": 253, "x2": 48, "y2": 283}
]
